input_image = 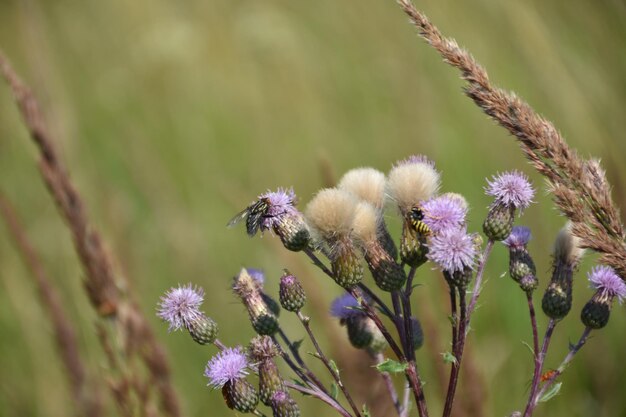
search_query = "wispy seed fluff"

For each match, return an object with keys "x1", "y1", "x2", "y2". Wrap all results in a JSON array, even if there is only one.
[
  {"x1": 553, "y1": 221, "x2": 585, "y2": 268},
  {"x1": 305, "y1": 188, "x2": 358, "y2": 241},
  {"x1": 338, "y1": 168, "x2": 387, "y2": 210},
  {"x1": 387, "y1": 158, "x2": 441, "y2": 214},
  {"x1": 351, "y1": 202, "x2": 380, "y2": 246}
]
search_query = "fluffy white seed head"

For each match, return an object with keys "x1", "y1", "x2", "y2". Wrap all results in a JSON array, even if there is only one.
[
  {"x1": 338, "y1": 168, "x2": 387, "y2": 210},
  {"x1": 387, "y1": 162, "x2": 440, "y2": 213},
  {"x1": 553, "y1": 221, "x2": 585, "y2": 267},
  {"x1": 305, "y1": 188, "x2": 358, "y2": 240},
  {"x1": 351, "y1": 201, "x2": 380, "y2": 245}
]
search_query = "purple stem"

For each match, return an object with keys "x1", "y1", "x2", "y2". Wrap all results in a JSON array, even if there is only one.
[
  {"x1": 374, "y1": 352, "x2": 402, "y2": 416},
  {"x1": 522, "y1": 318, "x2": 556, "y2": 417},
  {"x1": 285, "y1": 381, "x2": 353, "y2": 417},
  {"x1": 442, "y1": 286, "x2": 466, "y2": 417},
  {"x1": 465, "y1": 240, "x2": 494, "y2": 333}
]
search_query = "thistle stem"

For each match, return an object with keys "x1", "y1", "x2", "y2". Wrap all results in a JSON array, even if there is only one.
[
  {"x1": 285, "y1": 381, "x2": 353, "y2": 417},
  {"x1": 274, "y1": 330, "x2": 328, "y2": 395},
  {"x1": 442, "y1": 286, "x2": 467, "y2": 417},
  {"x1": 525, "y1": 327, "x2": 591, "y2": 417},
  {"x1": 374, "y1": 352, "x2": 402, "y2": 417},
  {"x1": 297, "y1": 312, "x2": 362, "y2": 417},
  {"x1": 465, "y1": 240, "x2": 494, "y2": 333},
  {"x1": 522, "y1": 318, "x2": 556, "y2": 417}
]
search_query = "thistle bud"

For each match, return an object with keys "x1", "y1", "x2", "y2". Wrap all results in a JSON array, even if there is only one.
[
  {"x1": 206, "y1": 347, "x2": 258, "y2": 413},
  {"x1": 188, "y1": 316, "x2": 219, "y2": 345},
  {"x1": 400, "y1": 224, "x2": 429, "y2": 267},
  {"x1": 271, "y1": 391, "x2": 300, "y2": 417},
  {"x1": 305, "y1": 189, "x2": 364, "y2": 288},
  {"x1": 279, "y1": 272, "x2": 306, "y2": 312},
  {"x1": 248, "y1": 335, "x2": 280, "y2": 361},
  {"x1": 502, "y1": 226, "x2": 537, "y2": 293},
  {"x1": 233, "y1": 269, "x2": 279, "y2": 335},
  {"x1": 580, "y1": 266, "x2": 626, "y2": 329},
  {"x1": 352, "y1": 202, "x2": 406, "y2": 291},
  {"x1": 483, "y1": 171, "x2": 535, "y2": 241},
  {"x1": 223, "y1": 379, "x2": 259, "y2": 413},
  {"x1": 259, "y1": 360, "x2": 286, "y2": 406},
  {"x1": 542, "y1": 223, "x2": 584, "y2": 319},
  {"x1": 346, "y1": 316, "x2": 388, "y2": 353}
]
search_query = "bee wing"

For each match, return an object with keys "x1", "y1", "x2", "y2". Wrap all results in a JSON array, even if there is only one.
[{"x1": 227, "y1": 206, "x2": 250, "y2": 228}]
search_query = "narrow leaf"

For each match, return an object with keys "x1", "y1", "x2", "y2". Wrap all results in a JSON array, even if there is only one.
[
  {"x1": 538, "y1": 382, "x2": 562, "y2": 403},
  {"x1": 442, "y1": 351, "x2": 458, "y2": 365},
  {"x1": 329, "y1": 359, "x2": 340, "y2": 377},
  {"x1": 330, "y1": 383, "x2": 339, "y2": 400},
  {"x1": 375, "y1": 358, "x2": 408, "y2": 374}
]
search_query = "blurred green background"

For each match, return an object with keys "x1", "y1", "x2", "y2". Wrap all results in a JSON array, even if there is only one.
[{"x1": 1, "y1": 0, "x2": 626, "y2": 416}]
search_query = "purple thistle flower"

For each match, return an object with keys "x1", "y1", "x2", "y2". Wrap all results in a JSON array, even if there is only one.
[
  {"x1": 588, "y1": 266, "x2": 626, "y2": 303},
  {"x1": 205, "y1": 347, "x2": 251, "y2": 389},
  {"x1": 157, "y1": 284, "x2": 204, "y2": 332},
  {"x1": 421, "y1": 195, "x2": 468, "y2": 233},
  {"x1": 428, "y1": 227, "x2": 476, "y2": 273},
  {"x1": 485, "y1": 171, "x2": 535, "y2": 211},
  {"x1": 330, "y1": 293, "x2": 366, "y2": 319},
  {"x1": 258, "y1": 188, "x2": 300, "y2": 231},
  {"x1": 247, "y1": 268, "x2": 265, "y2": 286},
  {"x1": 394, "y1": 154, "x2": 435, "y2": 168},
  {"x1": 502, "y1": 226, "x2": 532, "y2": 250}
]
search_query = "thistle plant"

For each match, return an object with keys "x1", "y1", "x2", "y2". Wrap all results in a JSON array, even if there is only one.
[{"x1": 152, "y1": 2, "x2": 626, "y2": 417}]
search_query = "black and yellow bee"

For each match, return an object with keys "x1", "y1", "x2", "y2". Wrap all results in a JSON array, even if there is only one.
[
  {"x1": 408, "y1": 205, "x2": 431, "y2": 236},
  {"x1": 227, "y1": 198, "x2": 271, "y2": 237}
]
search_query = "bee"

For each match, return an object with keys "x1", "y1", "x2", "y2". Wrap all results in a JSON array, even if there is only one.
[
  {"x1": 227, "y1": 198, "x2": 271, "y2": 237},
  {"x1": 408, "y1": 205, "x2": 431, "y2": 236}
]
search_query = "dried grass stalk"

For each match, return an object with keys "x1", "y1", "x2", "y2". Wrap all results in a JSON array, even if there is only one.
[
  {"x1": 395, "y1": 0, "x2": 626, "y2": 278},
  {"x1": 0, "y1": 191, "x2": 102, "y2": 417},
  {"x1": 0, "y1": 51, "x2": 181, "y2": 416}
]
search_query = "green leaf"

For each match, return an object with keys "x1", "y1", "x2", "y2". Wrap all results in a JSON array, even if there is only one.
[
  {"x1": 521, "y1": 340, "x2": 535, "y2": 356},
  {"x1": 330, "y1": 383, "x2": 339, "y2": 400},
  {"x1": 442, "y1": 351, "x2": 458, "y2": 365},
  {"x1": 329, "y1": 359, "x2": 340, "y2": 377},
  {"x1": 362, "y1": 404, "x2": 371, "y2": 417},
  {"x1": 538, "y1": 382, "x2": 562, "y2": 403},
  {"x1": 375, "y1": 358, "x2": 408, "y2": 374}
]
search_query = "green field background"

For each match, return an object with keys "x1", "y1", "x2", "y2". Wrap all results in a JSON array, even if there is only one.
[{"x1": 1, "y1": 1, "x2": 626, "y2": 416}]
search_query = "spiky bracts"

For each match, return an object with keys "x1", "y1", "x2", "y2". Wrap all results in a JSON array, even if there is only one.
[{"x1": 233, "y1": 269, "x2": 279, "y2": 335}]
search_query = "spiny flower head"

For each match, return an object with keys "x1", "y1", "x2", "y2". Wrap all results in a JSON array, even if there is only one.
[
  {"x1": 428, "y1": 227, "x2": 476, "y2": 273},
  {"x1": 338, "y1": 168, "x2": 387, "y2": 210},
  {"x1": 387, "y1": 157, "x2": 440, "y2": 214},
  {"x1": 205, "y1": 347, "x2": 251, "y2": 389},
  {"x1": 588, "y1": 266, "x2": 626, "y2": 303},
  {"x1": 485, "y1": 171, "x2": 535, "y2": 211},
  {"x1": 330, "y1": 293, "x2": 366, "y2": 319},
  {"x1": 157, "y1": 284, "x2": 204, "y2": 332},
  {"x1": 258, "y1": 188, "x2": 300, "y2": 231},
  {"x1": 421, "y1": 193, "x2": 468, "y2": 233},
  {"x1": 249, "y1": 335, "x2": 280, "y2": 361},
  {"x1": 503, "y1": 226, "x2": 532, "y2": 250}
]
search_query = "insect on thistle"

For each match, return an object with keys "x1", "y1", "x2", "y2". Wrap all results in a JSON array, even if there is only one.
[
  {"x1": 408, "y1": 204, "x2": 432, "y2": 236},
  {"x1": 227, "y1": 198, "x2": 272, "y2": 237}
]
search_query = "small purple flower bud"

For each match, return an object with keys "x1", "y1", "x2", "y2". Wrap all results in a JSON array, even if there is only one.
[
  {"x1": 247, "y1": 268, "x2": 265, "y2": 287},
  {"x1": 205, "y1": 347, "x2": 251, "y2": 389},
  {"x1": 271, "y1": 391, "x2": 300, "y2": 417},
  {"x1": 279, "y1": 272, "x2": 306, "y2": 312},
  {"x1": 428, "y1": 227, "x2": 476, "y2": 274},
  {"x1": 421, "y1": 194, "x2": 468, "y2": 234},
  {"x1": 485, "y1": 171, "x2": 535, "y2": 211},
  {"x1": 157, "y1": 284, "x2": 204, "y2": 332},
  {"x1": 502, "y1": 226, "x2": 532, "y2": 250}
]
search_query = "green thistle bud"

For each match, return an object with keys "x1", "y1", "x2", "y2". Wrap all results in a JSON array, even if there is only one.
[
  {"x1": 365, "y1": 244, "x2": 407, "y2": 292},
  {"x1": 379, "y1": 224, "x2": 399, "y2": 261},
  {"x1": 483, "y1": 205, "x2": 514, "y2": 241},
  {"x1": 259, "y1": 360, "x2": 286, "y2": 406},
  {"x1": 188, "y1": 316, "x2": 219, "y2": 345},
  {"x1": 519, "y1": 274, "x2": 538, "y2": 293},
  {"x1": 400, "y1": 222, "x2": 429, "y2": 267},
  {"x1": 276, "y1": 214, "x2": 311, "y2": 252},
  {"x1": 222, "y1": 379, "x2": 259, "y2": 413},
  {"x1": 249, "y1": 335, "x2": 280, "y2": 361},
  {"x1": 542, "y1": 282, "x2": 572, "y2": 320},
  {"x1": 410, "y1": 317, "x2": 424, "y2": 351},
  {"x1": 581, "y1": 297, "x2": 611, "y2": 329},
  {"x1": 346, "y1": 316, "x2": 387, "y2": 352},
  {"x1": 279, "y1": 272, "x2": 306, "y2": 312},
  {"x1": 234, "y1": 269, "x2": 279, "y2": 336},
  {"x1": 331, "y1": 241, "x2": 363, "y2": 289},
  {"x1": 509, "y1": 250, "x2": 536, "y2": 283},
  {"x1": 443, "y1": 267, "x2": 473, "y2": 290},
  {"x1": 271, "y1": 391, "x2": 300, "y2": 417}
]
